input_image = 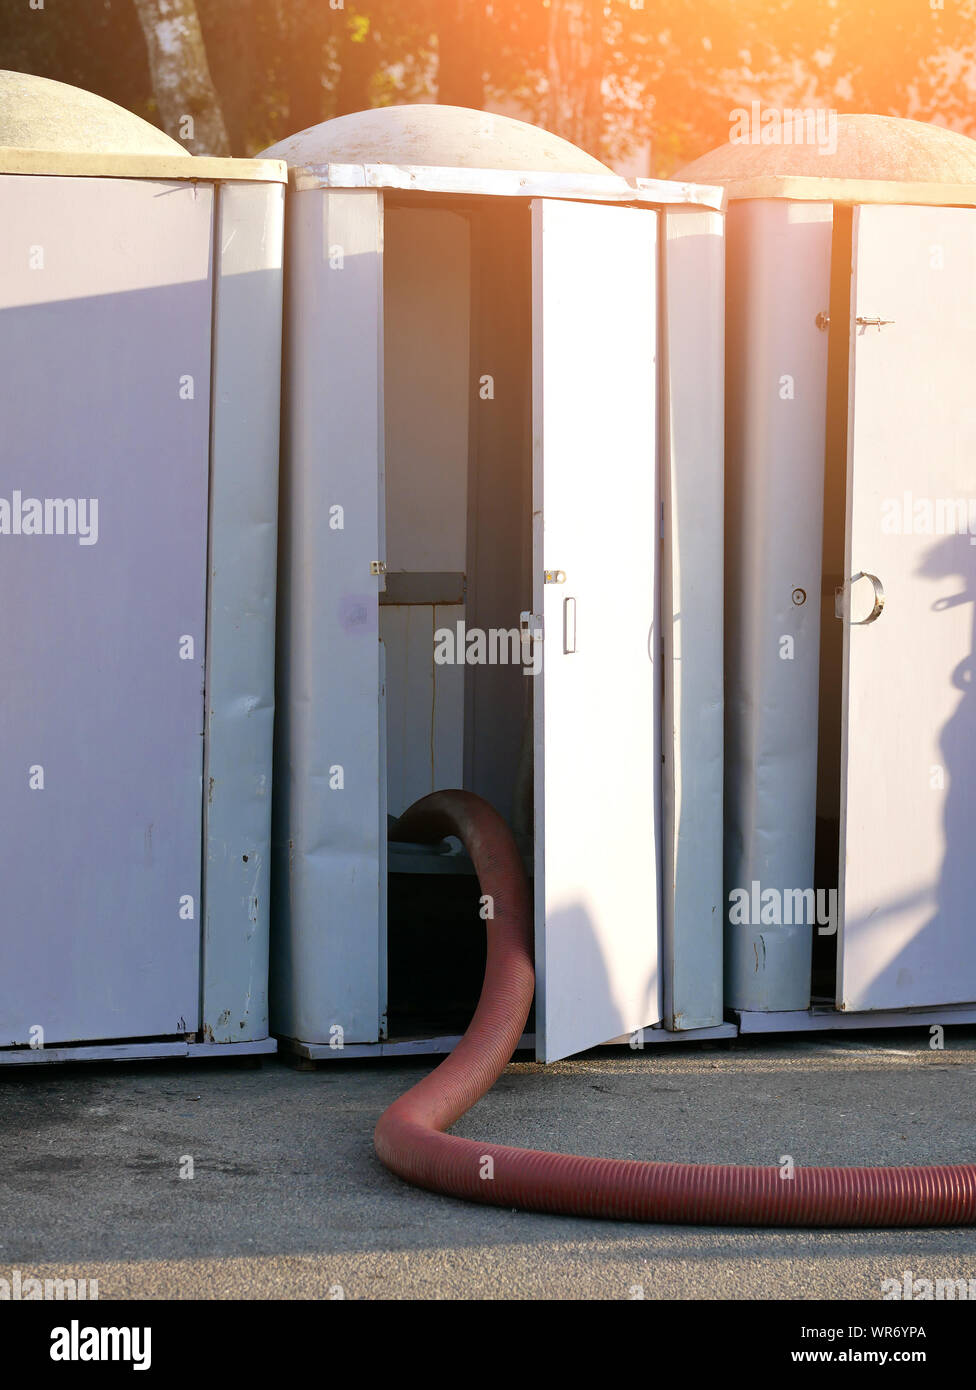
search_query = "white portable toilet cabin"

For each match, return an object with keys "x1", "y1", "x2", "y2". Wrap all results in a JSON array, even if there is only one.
[
  {"x1": 265, "y1": 104, "x2": 729, "y2": 1062},
  {"x1": 679, "y1": 114, "x2": 976, "y2": 1034},
  {"x1": 0, "y1": 73, "x2": 287, "y2": 1063}
]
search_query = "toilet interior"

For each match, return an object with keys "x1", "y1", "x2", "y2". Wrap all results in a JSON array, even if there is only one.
[
  {"x1": 813, "y1": 205, "x2": 854, "y2": 1000},
  {"x1": 380, "y1": 195, "x2": 535, "y2": 1033}
]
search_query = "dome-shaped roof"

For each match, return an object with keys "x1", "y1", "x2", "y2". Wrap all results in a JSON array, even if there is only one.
[
  {"x1": 677, "y1": 114, "x2": 976, "y2": 188},
  {"x1": 260, "y1": 103, "x2": 611, "y2": 175},
  {"x1": 0, "y1": 70, "x2": 187, "y2": 156}
]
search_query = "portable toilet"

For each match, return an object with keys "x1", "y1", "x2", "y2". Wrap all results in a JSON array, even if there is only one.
[
  {"x1": 263, "y1": 105, "x2": 728, "y2": 1063},
  {"x1": 679, "y1": 114, "x2": 976, "y2": 1032},
  {"x1": 0, "y1": 73, "x2": 286, "y2": 1063}
]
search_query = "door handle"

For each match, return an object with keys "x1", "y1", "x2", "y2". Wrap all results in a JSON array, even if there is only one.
[
  {"x1": 563, "y1": 597, "x2": 576, "y2": 654},
  {"x1": 849, "y1": 572, "x2": 885, "y2": 625}
]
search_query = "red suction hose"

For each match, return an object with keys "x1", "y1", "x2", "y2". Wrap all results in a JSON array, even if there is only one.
[{"x1": 375, "y1": 790, "x2": 976, "y2": 1226}]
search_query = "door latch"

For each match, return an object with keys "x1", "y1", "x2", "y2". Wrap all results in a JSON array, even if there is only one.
[{"x1": 855, "y1": 317, "x2": 895, "y2": 330}]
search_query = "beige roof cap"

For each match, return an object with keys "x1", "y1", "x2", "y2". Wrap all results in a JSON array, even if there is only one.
[
  {"x1": 260, "y1": 103, "x2": 611, "y2": 175},
  {"x1": 678, "y1": 113, "x2": 976, "y2": 188},
  {"x1": 0, "y1": 69, "x2": 187, "y2": 156}
]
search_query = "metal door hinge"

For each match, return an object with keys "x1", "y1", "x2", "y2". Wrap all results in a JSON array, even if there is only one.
[
  {"x1": 520, "y1": 611, "x2": 543, "y2": 639},
  {"x1": 370, "y1": 560, "x2": 387, "y2": 575}
]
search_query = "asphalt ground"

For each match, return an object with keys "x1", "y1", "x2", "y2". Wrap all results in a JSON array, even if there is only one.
[{"x1": 1, "y1": 1029, "x2": 975, "y2": 1299}]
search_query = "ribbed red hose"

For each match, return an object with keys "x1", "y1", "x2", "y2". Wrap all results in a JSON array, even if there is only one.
[{"x1": 374, "y1": 790, "x2": 976, "y2": 1226}]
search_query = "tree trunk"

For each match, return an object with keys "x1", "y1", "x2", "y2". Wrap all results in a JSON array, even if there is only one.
[
  {"x1": 436, "y1": 0, "x2": 485, "y2": 109},
  {"x1": 283, "y1": 2, "x2": 331, "y2": 136},
  {"x1": 133, "y1": 0, "x2": 230, "y2": 155},
  {"x1": 547, "y1": 0, "x2": 605, "y2": 157}
]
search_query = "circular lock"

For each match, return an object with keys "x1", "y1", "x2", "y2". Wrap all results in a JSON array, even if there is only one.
[{"x1": 792, "y1": 588, "x2": 806, "y2": 607}]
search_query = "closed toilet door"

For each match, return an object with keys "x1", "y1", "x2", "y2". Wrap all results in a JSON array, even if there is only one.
[
  {"x1": 0, "y1": 175, "x2": 212, "y2": 1045},
  {"x1": 838, "y1": 202, "x2": 976, "y2": 1012}
]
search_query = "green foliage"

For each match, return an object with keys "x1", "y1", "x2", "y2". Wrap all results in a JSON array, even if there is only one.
[
  {"x1": 1, "y1": 0, "x2": 975, "y2": 166},
  {"x1": 0, "y1": 0, "x2": 153, "y2": 120}
]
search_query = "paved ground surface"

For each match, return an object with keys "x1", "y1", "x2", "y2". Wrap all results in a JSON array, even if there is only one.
[{"x1": 1, "y1": 1030, "x2": 975, "y2": 1299}]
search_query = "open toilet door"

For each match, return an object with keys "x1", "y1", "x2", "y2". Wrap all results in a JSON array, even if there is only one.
[
  {"x1": 530, "y1": 198, "x2": 661, "y2": 1061},
  {"x1": 838, "y1": 203, "x2": 976, "y2": 1012}
]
